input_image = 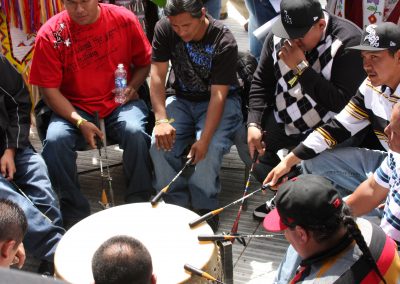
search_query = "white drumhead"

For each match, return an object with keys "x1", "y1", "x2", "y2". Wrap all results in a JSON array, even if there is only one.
[{"x1": 54, "y1": 202, "x2": 215, "y2": 284}]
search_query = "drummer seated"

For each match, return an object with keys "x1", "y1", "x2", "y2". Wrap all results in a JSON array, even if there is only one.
[
  {"x1": 0, "y1": 199, "x2": 27, "y2": 269},
  {"x1": 92, "y1": 235, "x2": 156, "y2": 284}
]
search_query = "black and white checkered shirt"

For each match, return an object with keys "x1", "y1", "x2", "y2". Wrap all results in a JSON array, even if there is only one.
[{"x1": 248, "y1": 12, "x2": 365, "y2": 138}]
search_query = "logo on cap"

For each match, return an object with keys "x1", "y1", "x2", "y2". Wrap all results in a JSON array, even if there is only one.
[
  {"x1": 283, "y1": 10, "x2": 292, "y2": 25},
  {"x1": 364, "y1": 25, "x2": 380, "y2": 47},
  {"x1": 390, "y1": 41, "x2": 396, "y2": 47}
]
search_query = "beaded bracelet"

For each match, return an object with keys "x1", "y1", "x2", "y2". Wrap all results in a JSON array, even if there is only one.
[
  {"x1": 155, "y1": 118, "x2": 175, "y2": 125},
  {"x1": 76, "y1": 118, "x2": 87, "y2": 129}
]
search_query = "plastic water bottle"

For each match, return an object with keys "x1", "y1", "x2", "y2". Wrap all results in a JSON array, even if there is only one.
[{"x1": 114, "y1": 63, "x2": 127, "y2": 104}]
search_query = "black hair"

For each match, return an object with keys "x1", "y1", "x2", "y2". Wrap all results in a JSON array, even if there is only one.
[
  {"x1": 92, "y1": 235, "x2": 153, "y2": 284},
  {"x1": 388, "y1": 47, "x2": 400, "y2": 57},
  {"x1": 304, "y1": 204, "x2": 387, "y2": 283},
  {"x1": 0, "y1": 199, "x2": 27, "y2": 246},
  {"x1": 163, "y1": 0, "x2": 203, "y2": 18},
  {"x1": 342, "y1": 206, "x2": 387, "y2": 284}
]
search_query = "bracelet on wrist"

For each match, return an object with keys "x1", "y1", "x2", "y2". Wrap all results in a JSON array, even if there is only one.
[
  {"x1": 76, "y1": 118, "x2": 87, "y2": 129},
  {"x1": 247, "y1": 122, "x2": 262, "y2": 130},
  {"x1": 155, "y1": 118, "x2": 175, "y2": 125}
]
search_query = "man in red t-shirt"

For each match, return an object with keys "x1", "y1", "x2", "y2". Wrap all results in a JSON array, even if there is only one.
[{"x1": 30, "y1": 0, "x2": 153, "y2": 228}]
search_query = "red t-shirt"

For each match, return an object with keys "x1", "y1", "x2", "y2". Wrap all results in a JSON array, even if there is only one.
[{"x1": 29, "y1": 4, "x2": 151, "y2": 117}]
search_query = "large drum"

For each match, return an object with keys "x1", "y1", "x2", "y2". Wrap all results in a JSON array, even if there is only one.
[{"x1": 54, "y1": 203, "x2": 221, "y2": 283}]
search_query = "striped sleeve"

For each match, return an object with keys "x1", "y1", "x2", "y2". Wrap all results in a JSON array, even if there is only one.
[
  {"x1": 292, "y1": 84, "x2": 371, "y2": 160},
  {"x1": 374, "y1": 155, "x2": 390, "y2": 189}
]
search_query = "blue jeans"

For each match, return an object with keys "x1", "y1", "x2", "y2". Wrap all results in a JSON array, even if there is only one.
[
  {"x1": 204, "y1": 0, "x2": 221, "y2": 19},
  {"x1": 302, "y1": 147, "x2": 387, "y2": 197},
  {"x1": 245, "y1": 0, "x2": 279, "y2": 59},
  {"x1": 42, "y1": 100, "x2": 152, "y2": 221},
  {"x1": 150, "y1": 95, "x2": 242, "y2": 210},
  {"x1": 0, "y1": 147, "x2": 64, "y2": 262},
  {"x1": 274, "y1": 245, "x2": 301, "y2": 283}
]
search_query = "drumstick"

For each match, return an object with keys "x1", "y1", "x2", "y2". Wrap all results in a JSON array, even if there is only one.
[
  {"x1": 184, "y1": 264, "x2": 224, "y2": 284},
  {"x1": 151, "y1": 158, "x2": 193, "y2": 205},
  {"x1": 198, "y1": 233, "x2": 280, "y2": 241},
  {"x1": 9, "y1": 180, "x2": 52, "y2": 223},
  {"x1": 189, "y1": 169, "x2": 299, "y2": 228},
  {"x1": 94, "y1": 112, "x2": 115, "y2": 208},
  {"x1": 189, "y1": 185, "x2": 266, "y2": 228},
  {"x1": 230, "y1": 151, "x2": 258, "y2": 236}
]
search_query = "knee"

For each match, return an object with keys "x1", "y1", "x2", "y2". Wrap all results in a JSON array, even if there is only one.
[
  {"x1": 44, "y1": 126, "x2": 72, "y2": 149},
  {"x1": 122, "y1": 123, "x2": 149, "y2": 146}
]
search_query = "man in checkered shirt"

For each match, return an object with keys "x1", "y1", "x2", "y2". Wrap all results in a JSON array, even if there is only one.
[{"x1": 246, "y1": 0, "x2": 367, "y2": 213}]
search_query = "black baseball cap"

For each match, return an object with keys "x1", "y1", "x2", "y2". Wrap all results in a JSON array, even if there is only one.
[
  {"x1": 271, "y1": 0, "x2": 323, "y2": 39},
  {"x1": 348, "y1": 22, "x2": 400, "y2": 51},
  {"x1": 263, "y1": 175, "x2": 343, "y2": 232}
]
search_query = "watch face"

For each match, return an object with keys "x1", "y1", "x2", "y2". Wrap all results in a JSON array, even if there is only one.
[{"x1": 295, "y1": 61, "x2": 309, "y2": 75}]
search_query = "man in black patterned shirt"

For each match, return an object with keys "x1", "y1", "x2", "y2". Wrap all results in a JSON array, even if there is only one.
[
  {"x1": 149, "y1": 0, "x2": 242, "y2": 231},
  {"x1": 245, "y1": 0, "x2": 367, "y2": 219}
]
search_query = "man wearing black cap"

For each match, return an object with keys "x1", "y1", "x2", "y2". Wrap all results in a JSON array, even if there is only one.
[
  {"x1": 264, "y1": 175, "x2": 400, "y2": 283},
  {"x1": 265, "y1": 23, "x2": 400, "y2": 203},
  {"x1": 346, "y1": 102, "x2": 400, "y2": 248},
  {"x1": 246, "y1": 0, "x2": 367, "y2": 219}
]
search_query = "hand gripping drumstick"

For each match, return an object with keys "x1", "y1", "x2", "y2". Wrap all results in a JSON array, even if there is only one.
[
  {"x1": 94, "y1": 111, "x2": 115, "y2": 208},
  {"x1": 151, "y1": 158, "x2": 193, "y2": 205},
  {"x1": 198, "y1": 233, "x2": 280, "y2": 241},
  {"x1": 230, "y1": 151, "x2": 259, "y2": 235},
  {"x1": 189, "y1": 168, "x2": 299, "y2": 228},
  {"x1": 184, "y1": 264, "x2": 224, "y2": 284}
]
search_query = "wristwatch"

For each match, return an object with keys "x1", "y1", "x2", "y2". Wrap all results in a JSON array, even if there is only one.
[{"x1": 293, "y1": 60, "x2": 309, "y2": 76}]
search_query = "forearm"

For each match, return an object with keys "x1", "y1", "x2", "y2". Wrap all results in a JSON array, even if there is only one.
[
  {"x1": 200, "y1": 87, "x2": 228, "y2": 143},
  {"x1": 345, "y1": 176, "x2": 389, "y2": 216},
  {"x1": 149, "y1": 63, "x2": 168, "y2": 120},
  {"x1": 282, "y1": 152, "x2": 301, "y2": 170},
  {"x1": 298, "y1": 51, "x2": 364, "y2": 112},
  {"x1": 128, "y1": 64, "x2": 150, "y2": 91},
  {"x1": 41, "y1": 87, "x2": 82, "y2": 125}
]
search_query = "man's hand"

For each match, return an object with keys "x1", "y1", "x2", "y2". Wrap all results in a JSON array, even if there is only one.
[
  {"x1": 154, "y1": 123, "x2": 176, "y2": 151},
  {"x1": 264, "y1": 152, "x2": 300, "y2": 186},
  {"x1": 79, "y1": 121, "x2": 104, "y2": 149},
  {"x1": 264, "y1": 160, "x2": 291, "y2": 187},
  {"x1": 247, "y1": 126, "x2": 265, "y2": 159},
  {"x1": 122, "y1": 86, "x2": 139, "y2": 104},
  {"x1": 278, "y1": 40, "x2": 306, "y2": 70},
  {"x1": 0, "y1": 148, "x2": 16, "y2": 180},
  {"x1": 12, "y1": 243, "x2": 26, "y2": 269},
  {"x1": 188, "y1": 139, "x2": 209, "y2": 164}
]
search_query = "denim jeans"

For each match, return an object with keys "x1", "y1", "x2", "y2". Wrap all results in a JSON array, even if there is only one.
[
  {"x1": 274, "y1": 245, "x2": 301, "y2": 283},
  {"x1": 204, "y1": 0, "x2": 221, "y2": 19},
  {"x1": 42, "y1": 99, "x2": 152, "y2": 221},
  {"x1": 150, "y1": 95, "x2": 242, "y2": 210},
  {"x1": 245, "y1": 0, "x2": 279, "y2": 59},
  {"x1": 0, "y1": 147, "x2": 64, "y2": 262},
  {"x1": 302, "y1": 147, "x2": 387, "y2": 197}
]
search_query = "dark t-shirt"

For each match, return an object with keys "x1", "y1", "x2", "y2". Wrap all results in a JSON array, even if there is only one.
[{"x1": 152, "y1": 16, "x2": 238, "y2": 101}]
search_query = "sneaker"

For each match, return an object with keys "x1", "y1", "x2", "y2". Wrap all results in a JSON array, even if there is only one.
[
  {"x1": 38, "y1": 260, "x2": 54, "y2": 277},
  {"x1": 253, "y1": 197, "x2": 275, "y2": 221}
]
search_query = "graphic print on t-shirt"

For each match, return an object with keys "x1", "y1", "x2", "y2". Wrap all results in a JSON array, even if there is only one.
[{"x1": 171, "y1": 41, "x2": 214, "y2": 95}]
